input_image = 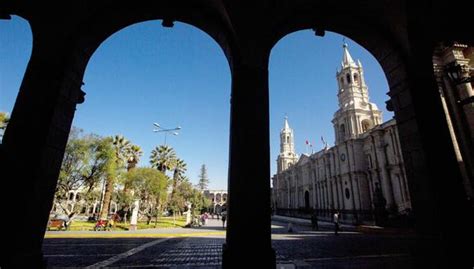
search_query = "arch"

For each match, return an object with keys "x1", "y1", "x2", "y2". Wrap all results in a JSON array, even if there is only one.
[
  {"x1": 266, "y1": 8, "x2": 412, "y2": 129},
  {"x1": 346, "y1": 73, "x2": 352, "y2": 84},
  {"x1": 0, "y1": 16, "x2": 32, "y2": 142},
  {"x1": 64, "y1": 3, "x2": 236, "y2": 89},
  {"x1": 361, "y1": 119, "x2": 372, "y2": 132},
  {"x1": 304, "y1": 190, "x2": 310, "y2": 210},
  {"x1": 3, "y1": 3, "x2": 473, "y2": 268},
  {"x1": 339, "y1": 124, "x2": 346, "y2": 139},
  {"x1": 353, "y1": 73, "x2": 359, "y2": 83}
]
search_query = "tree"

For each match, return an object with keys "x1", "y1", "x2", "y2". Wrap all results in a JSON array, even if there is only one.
[
  {"x1": 0, "y1": 111, "x2": 9, "y2": 140},
  {"x1": 98, "y1": 137, "x2": 118, "y2": 220},
  {"x1": 150, "y1": 145, "x2": 176, "y2": 174},
  {"x1": 170, "y1": 158, "x2": 187, "y2": 200},
  {"x1": 125, "y1": 144, "x2": 142, "y2": 171},
  {"x1": 197, "y1": 164, "x2": 210, "y2": 191},
  {"x1": 55, "y1": 128, "x2": 111, "y2": 214},
  {"x1": 178, "y1": 179, "x2": 212, "y2": 215},
  {"x1": 124, "y1": 167, "x2": 169, "y2": 225},
  {"x1": 122, "y1": 144, "x2": 143, "y2": 194},
  {"x1": 0, "y1": 112, "x2": 9, "y2": 130},
  {"x1": 112, "y1": 135, "x2": 130, "y2": 166}
]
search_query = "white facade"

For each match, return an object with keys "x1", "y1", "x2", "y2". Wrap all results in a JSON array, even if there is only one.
[
  {"x1": 272, "y1": 44, "x2": 411, "y2": 224},
  {"x1": 204, "y1": 189, "x2": 228, "y2": 213}
]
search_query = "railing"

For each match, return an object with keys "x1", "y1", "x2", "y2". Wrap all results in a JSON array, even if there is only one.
[
  {"x1": 275, "y1": 207, "x2": 414, "y2": 228},
  {"x1": 275, "y1": 208, "x2": 375, "y2": 225}
]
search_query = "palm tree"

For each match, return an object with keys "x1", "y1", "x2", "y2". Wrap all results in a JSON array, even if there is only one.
[
  {"x1": 126, "y1": 144, "x2": 142, "y2": 171},
  {"x1": 123, "y1": 144, "x2": 142, "y2": 195},
  {"x1": 112, "y1": 135, "x2": 130, "y2": 165},
  {"x1": 150, "y1": 145, "x2": 176, "y2": 174},
  {"x1": 170, "y1": 158, "x2": 187, "y2": 200},
  {"x1": 99, "y1": 135, "x2": 130, "y2": 220}
]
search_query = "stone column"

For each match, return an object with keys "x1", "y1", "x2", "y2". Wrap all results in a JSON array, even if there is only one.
[
  {"x1": 222, "y1": 59, "x2": 275, "y2": 268},
  {"x1": 0, "y1": 34, "x2": 84, "y2": 267},
  {"x1": 373, "y1": 132, "x2": 395, "y2": 208},
  {"x1": 390, "y1": 38, "x2": 473, "y2": 267},
  {"x1": 338, "y1": 178, "x2": 345, "y2": 209},
  {"x1": 312, "y1": 169, "x2": 318, "y2": 209}
]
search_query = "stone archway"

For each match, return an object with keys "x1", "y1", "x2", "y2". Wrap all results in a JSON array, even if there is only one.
[
  {"x1": 304, "y1": 190, "x2": 310, "y2": 210},
  {"x1": 0, "y1": 4, "x2": 237, "y2": 267},
  {"x1": 267, "y1": 8, "x2": 472, "y2": 267},
  {"x1": 1, "y1": 2, "x2": 473, "y2": 268}
]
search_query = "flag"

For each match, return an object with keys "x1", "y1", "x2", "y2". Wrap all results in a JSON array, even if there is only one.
[{"x1": 321, "y1": 136, "x2": 328, "y2": 149}]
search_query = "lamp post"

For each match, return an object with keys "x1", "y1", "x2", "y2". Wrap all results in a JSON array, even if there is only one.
[
  {"x1": 444, "y1": 61, "x2": 474, "y2": 105},
  {"x1": 153, "y1": 122, "x2": 181, "y2": 145},
  {"x1": 444, "y1": 60, "x2": 474, "y2": 198}
]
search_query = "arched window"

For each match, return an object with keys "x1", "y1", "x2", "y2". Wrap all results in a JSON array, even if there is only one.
[
  {"x1": 346, "y1": 73, "x2": 351, "y2": 84},
  {"x1": 339, "y1": 124, "x2": 345, "y2": 139},
  {"x1": 353, "y1": 73, "x2": 359, "y2": 83},
  {"x1": 340, "y1": 77, "x2": 344, "y2": 85},
  {"x1": 361, "y1": 119, "x2": 372, "y2": 132},
  {"x1": 286, "y1": 136, "x2": 290, "y2": 143}
]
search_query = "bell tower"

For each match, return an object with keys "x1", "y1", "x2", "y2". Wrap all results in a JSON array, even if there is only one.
[
  {"x1": 332, "y1": 43, "x2": 383, "y2": 144},
  {"x1": 277, "y1": 116, "x2": 298, "y2": 173}
]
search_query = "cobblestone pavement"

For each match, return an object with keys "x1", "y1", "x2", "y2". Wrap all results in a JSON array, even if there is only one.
[{"x1": 42, "y1": 219, "x2": 416, "y2": 268}]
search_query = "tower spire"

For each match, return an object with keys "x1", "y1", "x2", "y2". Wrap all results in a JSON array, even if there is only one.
[
  {"x1": 283, "y1": 115, "x2": 290, "y2": 130},
  {"x1": 342, "y1": 42, "x2": 356, "y2": 68},
  {"x1": 277, "y1": 116, "x2": 298, "y2": 172},
  {"x1": 333, "y1": 41, "x2": 383, "y2": 144}
]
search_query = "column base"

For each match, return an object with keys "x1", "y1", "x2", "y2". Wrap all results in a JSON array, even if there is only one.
[
  {"x1": 129, "y1": 224, "x2": 137, "y2": 231},
  {"x1": 222, "y1": 243, "x2": 276, "y2": 268},
  {"x1": 3, "y1": 249, "x2": 47, "y2": 268}
]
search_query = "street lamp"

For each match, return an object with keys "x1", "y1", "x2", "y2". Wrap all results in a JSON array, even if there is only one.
[
  {"x1": 153, "y1": 122, "x2": 181, "y2": 145},
  {"x1": 445, "y1": 62, "x2": 474, "y2": 106},
  {"x1": 445, "y1": 62, "x2": 473, "y2": 85}
]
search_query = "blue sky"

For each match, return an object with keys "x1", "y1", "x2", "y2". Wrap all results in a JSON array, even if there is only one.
[{"x1": 0, "y1": 16, "x2": 392, "y2": 190}]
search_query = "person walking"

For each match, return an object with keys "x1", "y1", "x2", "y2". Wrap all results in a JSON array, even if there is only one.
[
  {"x1": 311, "y1": 211, "x2": 319, "y2": 231},
  {"x1": 334, "y1": 211, "x2": 340, "y2": 235},
  {"x1": 221, "y1": 213, "x2": 227, "y2": 228},
  {"x1": 287, "y1": 222, "x2": 294, "y2": 233}
]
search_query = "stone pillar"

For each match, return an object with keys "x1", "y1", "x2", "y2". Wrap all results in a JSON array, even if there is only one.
[
  {"x1": 389, "y1": 36, "x2": 473, "y2": 267},
  {"x1": 339, "y1": 177, "x2": 345, "y2": 209},
  {"x1": 0, "y1": 34, "x2": 84, "y2": 268},
  {"x1": 222, "y1": 60, "x2": 275, "y2": 268},
  {"x1": 373, "y1": 133, "x2": 395, "y2": 208}
]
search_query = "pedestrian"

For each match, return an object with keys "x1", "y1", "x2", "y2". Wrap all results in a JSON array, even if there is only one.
[
  {"x1": 334, "y1": 211, "x2": 340, "y2": 235},
  {"x1": 287, "y1": 222, "x2": 294, "y2": 233},
  {"x1": 311, "y1": 211, "x2": 319, "y2": 231},
  {"x1": 221, "y1": 214, "x2": 227, "y2": 228}
]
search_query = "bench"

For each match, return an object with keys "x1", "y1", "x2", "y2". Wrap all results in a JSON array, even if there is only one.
[{"x1": 48, "y1": 219, "x2": 65, "y2": 231}]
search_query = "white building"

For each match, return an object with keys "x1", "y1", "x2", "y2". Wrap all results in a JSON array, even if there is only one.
[
  {"x1": 204, "y1": 189, "x2": 228, "y2": 213},
  {"x1": 272, "y1": 44, "x2": 412, "y2": 225}
]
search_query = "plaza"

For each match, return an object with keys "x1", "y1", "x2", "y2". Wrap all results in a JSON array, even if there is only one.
[{"x1": 43, "y1": 218, "x2": 416, "y2": 268}]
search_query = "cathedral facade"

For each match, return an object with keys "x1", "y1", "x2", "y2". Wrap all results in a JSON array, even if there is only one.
[{"x1": 272, "y1": 44, "x2": 412, "y2": 225}]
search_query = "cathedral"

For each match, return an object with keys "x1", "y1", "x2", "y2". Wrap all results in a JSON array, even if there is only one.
[{"x1": 272, "y1": 44, "x2": 412, "y2": 225}]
